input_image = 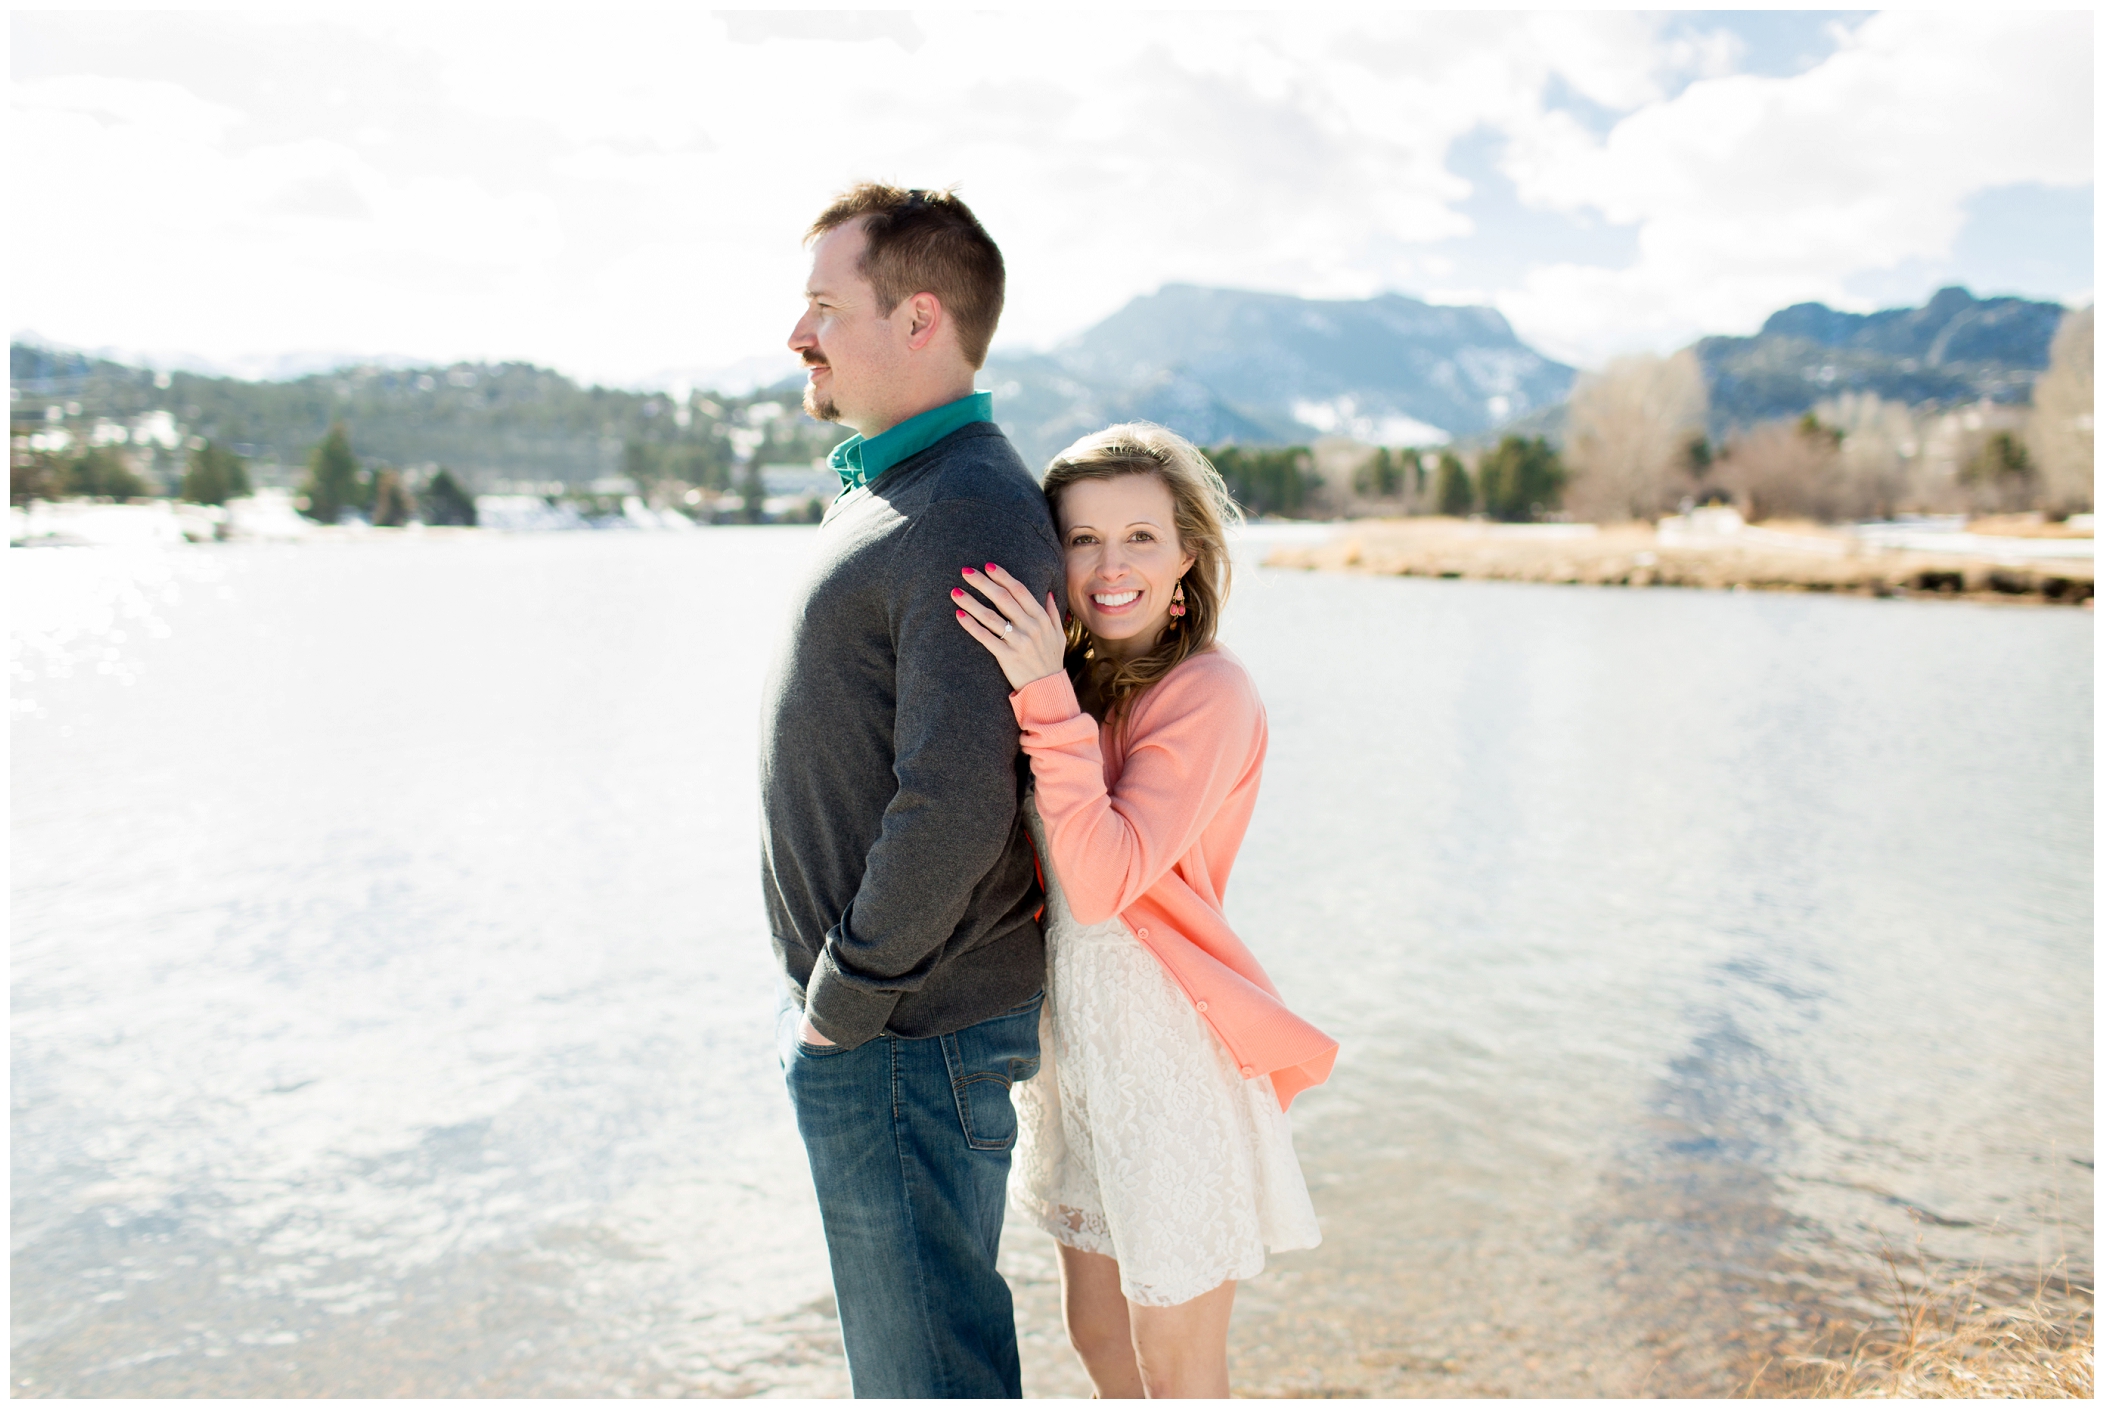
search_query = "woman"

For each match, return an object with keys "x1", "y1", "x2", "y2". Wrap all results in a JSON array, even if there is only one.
[{"x1": 952, "y1": 423, "x2": 1337, "y2": 1397}]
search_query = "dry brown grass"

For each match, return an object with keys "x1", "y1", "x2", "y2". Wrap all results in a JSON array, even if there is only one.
[
  {"x1": 1263, "y1": 519, "x2": 2096, "y2": 605},
  {"x1": 1751, "y1": 1249, "x2": 2093, "y2": 1399},
  {"x1": 1968, "y1": 512, "x2": 2097, "y2": 539}
]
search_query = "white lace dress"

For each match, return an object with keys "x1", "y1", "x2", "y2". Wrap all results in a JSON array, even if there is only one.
[{"x1": 1012, "y1": 793, "x2": 1322, "y2": 1307}]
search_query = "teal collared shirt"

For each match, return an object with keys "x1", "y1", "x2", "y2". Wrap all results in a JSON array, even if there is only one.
[{"x1": 829, "y1": 391, "x2": 994, "y2": 492}]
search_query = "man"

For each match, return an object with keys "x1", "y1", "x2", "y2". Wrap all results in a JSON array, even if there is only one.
[{"x1": 759, "y1": 183, "x2": 1064, "y2": 1398}]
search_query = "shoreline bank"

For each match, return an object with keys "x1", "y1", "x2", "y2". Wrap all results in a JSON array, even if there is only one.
[{"x1": 1263, "y1": 517, "x2": 2095, "y2": 606}]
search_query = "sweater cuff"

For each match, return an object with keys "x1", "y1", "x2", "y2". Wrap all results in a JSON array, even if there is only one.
[
  {"x1": 802, "y1": 932, "x2": 903, "y2": 1050},
  {"x1": 1011, "y1": 671, "x2": 1084, "y2": 729}
]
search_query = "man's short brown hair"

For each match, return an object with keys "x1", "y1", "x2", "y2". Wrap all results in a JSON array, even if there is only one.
[{"x1": 807, "y1": 183, "x2": 1005, "y2": 368}]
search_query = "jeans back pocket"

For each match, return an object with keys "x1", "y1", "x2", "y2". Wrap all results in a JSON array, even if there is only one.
[{"x1": 939, "y1": 995, "x2": 1043, "y2": 1152}]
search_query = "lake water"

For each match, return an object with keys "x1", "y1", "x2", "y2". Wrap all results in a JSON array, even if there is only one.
[{"x1": 11, "y1": 529, "x2": 2092, "y2": 1397}]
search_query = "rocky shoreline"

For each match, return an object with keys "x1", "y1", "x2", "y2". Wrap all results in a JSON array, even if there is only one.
[{"x1": 1263, "y1": 515, "x2": 2095, "y2": 606}]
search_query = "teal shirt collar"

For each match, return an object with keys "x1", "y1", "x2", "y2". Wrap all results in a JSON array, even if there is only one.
[{"x1": 828, "y1": 391, "x2": 993, "y2": 492}]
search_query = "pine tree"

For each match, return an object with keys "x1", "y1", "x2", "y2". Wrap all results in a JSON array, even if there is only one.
[
  {"x1": 1434, "y1": 451, "x2": 1473, "y2": 516},
  {"x1": 10, "y1": 453, "x2": 66, "y2": 505},
  {"x1": 738, "y1": 459, "x2": 767, "y2": 522},
  {"x1": 301, "y1": 423, "x2": 364, "y2": 523},
  {"x1": 1209, "y1": 445, "x2": 1312, "y2": 517},
  {"x1": 180, "y1": 440, "x2": 252, "y2": 505},
  {"x1": 622, "y1": 440, "x2": 653, "y2": 494},
  {"x1": 1475, "y1": 436, "x2": 1567, "y2": 521},
  {"x1": 64, "y1": 447, "x2": 149, "y2": 500},
  {"x1": 421, "y1": 467, "x2": 477, "y2": 526},
  {"x1": 1354, "y1": 446, "x2": 1413, "y2": 499}
]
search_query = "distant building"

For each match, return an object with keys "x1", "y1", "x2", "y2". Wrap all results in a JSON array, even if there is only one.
[{"x1": 759, "y1": 463, "x2": 837, "y2": 500}]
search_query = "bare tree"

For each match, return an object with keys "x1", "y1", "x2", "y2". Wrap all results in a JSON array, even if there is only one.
[
  {"x1": 1562, "y1": 350, "x2": 1708, "y2": 521},
  {"x1": 2027, "y1": 306, "x2": 2093, "y2": 515},
  {"x1": 1715, "y1": 416, "x2": 1845, "y2": 523},
  {"x1": 1312, "y1": 437, "x2": 1379, "y2": 517},
  {"x1": 1813, "y1": 391, "x2": 1921, "y2": 519},
  {"x1": 1915, "y1": 400, "x2": 2032, "y2": 513},
  {"x1": 1959, "y1": 431, "x2": 2044, "y2": 514}
]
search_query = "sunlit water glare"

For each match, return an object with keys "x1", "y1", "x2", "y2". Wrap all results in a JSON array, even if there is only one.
[{"x1": 11, "y1": 529, "x2": 2091, "y2": 1396}]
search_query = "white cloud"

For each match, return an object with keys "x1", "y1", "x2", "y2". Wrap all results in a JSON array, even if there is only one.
[
  {"x1": 16, "y1": 72, "x2": 244, "y2": 140},
  {"x1": 9, "y1": 11, "x2": 2091, "y2": 383},
  {"x1": 14, "y1": 65, "x2": 571, "y2": 364},
  {"x1": 1495, "y1": 10, "x2": 2093, "y2": 361}
]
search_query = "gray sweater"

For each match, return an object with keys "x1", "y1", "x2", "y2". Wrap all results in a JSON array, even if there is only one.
[{"x1": 760, "y1": 421, "x2": 1065, "y2": 1049}]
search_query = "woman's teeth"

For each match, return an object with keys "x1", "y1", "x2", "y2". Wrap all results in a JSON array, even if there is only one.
[{"x1": 1093, "y1": 591, "x2": 1140, "y2": 607}]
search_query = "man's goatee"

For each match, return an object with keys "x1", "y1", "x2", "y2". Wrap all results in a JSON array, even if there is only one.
[{"x1": 803, "y1": 383, "x2": 838, "y2": 423}]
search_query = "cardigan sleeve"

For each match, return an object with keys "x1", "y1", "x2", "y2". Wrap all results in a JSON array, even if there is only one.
[{"x1": 1010, "y1": 656, "x2": 1261, "y2": 927}]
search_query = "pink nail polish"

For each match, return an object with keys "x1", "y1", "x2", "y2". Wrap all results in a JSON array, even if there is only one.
[
  {"x1": 985, "y1": 562, "x2": 1000, "y2": 574},
  {"x1": 951, "y1": 588, "x2": 964, "y2": 597},
  {"x1": 962, "y1": 566, "x2": 977, "y2": 576}
]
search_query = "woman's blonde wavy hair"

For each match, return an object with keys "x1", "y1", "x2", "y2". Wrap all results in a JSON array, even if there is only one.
[{"x1": 1043, "y1": 422, "x2": 1245, "y2": 725}]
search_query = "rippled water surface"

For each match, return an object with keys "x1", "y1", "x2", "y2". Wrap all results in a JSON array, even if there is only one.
[{"x1": 12, "y1": 530, "x2": 2092, "y2": 1397}]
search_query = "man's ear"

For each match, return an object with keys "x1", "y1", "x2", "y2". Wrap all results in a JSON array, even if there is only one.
[{"x1": 901, "y1": 291, "x2": 944, "y2": 351}]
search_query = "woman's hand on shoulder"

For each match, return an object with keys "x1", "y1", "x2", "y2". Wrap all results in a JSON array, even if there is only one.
[{"x1": 952, "y1": 561, "x2": 1066, "y2": 692}]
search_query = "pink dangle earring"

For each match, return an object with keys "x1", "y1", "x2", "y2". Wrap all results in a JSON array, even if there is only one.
[{"x1": 1168, "y1": 579, "x2": 1187, "y2": 624}]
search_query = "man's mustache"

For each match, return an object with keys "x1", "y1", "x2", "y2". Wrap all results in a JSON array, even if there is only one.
[{"x1": 801, "y1": 353, "x2": 829, "y2": 369}]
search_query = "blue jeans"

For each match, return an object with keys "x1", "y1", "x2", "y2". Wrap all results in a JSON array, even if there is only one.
[{"x1": 778, "y1": 990, "x2": 1044, "y2": 1399}]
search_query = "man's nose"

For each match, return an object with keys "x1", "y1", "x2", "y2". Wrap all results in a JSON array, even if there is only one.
[{"x1": 787, "y1": 313, "x2": 816, "y2": 352}]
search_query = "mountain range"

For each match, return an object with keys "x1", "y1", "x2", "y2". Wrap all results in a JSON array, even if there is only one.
[
  {"x1": 1694, "y1": 286, "x2": 2066, "y2": 432},
  {"x1": 11, "y1": 285, "x2": 2075, "y2": 489},
  {"x1": 833, "y1": 282, "x2": 2068, "y2": 461},
  {"x1": 984, "y1": 284, "x2": 1575, "y2": 466}
]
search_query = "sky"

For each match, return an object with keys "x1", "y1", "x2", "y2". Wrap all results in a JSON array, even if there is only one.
[{"x1": 11, "y1": 9, "x2": 2094, "y2": 390}]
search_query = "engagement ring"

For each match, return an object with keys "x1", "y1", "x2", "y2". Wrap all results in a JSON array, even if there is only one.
[{"x1": 1002, "y1": 622, "x2": 1014, "y2": 636}]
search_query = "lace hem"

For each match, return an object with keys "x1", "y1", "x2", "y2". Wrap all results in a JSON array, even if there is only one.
[
  {"x1": 1011, "y1": 790, "x2": 1322, "y2": 1311},
  {"x1": 1012, "y1": 1195, "x2": 1271, "y2": 1307}
]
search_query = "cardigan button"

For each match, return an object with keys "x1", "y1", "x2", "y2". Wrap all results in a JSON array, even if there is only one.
[
  {"x1": 1136, "y1": 927, "x2": 1148, "y2": 939},
  {"x1": 1195, "y1": 1001, "x2": 1208, "y2": 1012},
  {"x1": 1240, "y1": 1065, "x2": 1255, "y2": 1078}
]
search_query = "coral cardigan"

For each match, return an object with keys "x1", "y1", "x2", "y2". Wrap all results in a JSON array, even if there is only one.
[{"x1": 1010, "y1": 645, "x2": 1338, "y2": 1110}]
